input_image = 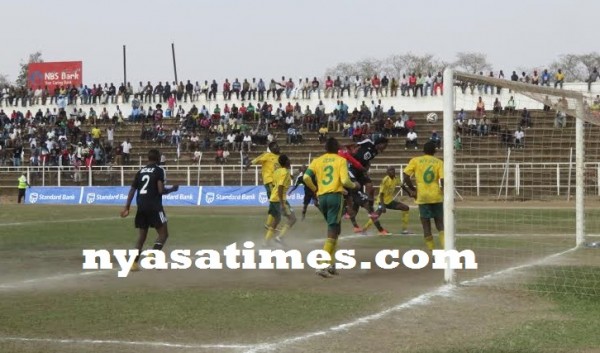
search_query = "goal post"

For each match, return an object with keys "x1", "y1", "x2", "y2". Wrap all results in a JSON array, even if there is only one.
[{"x1": 441, "y1": 68, "x2": 594, "y2": 289}]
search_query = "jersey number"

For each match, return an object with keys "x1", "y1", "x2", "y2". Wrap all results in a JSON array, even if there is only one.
[
  {"x1": 423, "y1": 166, "x2": 434, "y2": 184},
  {"x1": 140, "y1": 175, "x2": 150, "y2": 194},
  {"x1": 322, "y1": 165, "x2": 334, "y2": 186}
]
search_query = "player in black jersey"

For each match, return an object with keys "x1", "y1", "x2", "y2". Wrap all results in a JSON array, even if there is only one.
[
  {"x1": 351, "y1": 137, "x2": 389, "y2": 202},
  {"x1": 120, "y1": 149, "x2": 179, "y2": 271},
  {"x1": 346, "y1": 137, "x2": 388, "y2": 221},
  {"x1": 288, "y1": 165, "x2": 318, "y2": 220}
]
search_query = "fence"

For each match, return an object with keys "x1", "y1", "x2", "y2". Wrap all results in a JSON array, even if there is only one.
[{"x1": 2, "y1": 162, "x2": 600, "y2": 199}]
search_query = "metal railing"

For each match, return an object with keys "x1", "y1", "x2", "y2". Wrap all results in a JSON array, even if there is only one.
[{"x1": 1, "y1": 162, "x2": 600, "y2": 198}]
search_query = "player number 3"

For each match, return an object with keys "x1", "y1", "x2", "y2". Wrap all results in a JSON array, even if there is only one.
[{"x1": 322, "y1": 165, "x2": 334, "y2": 186}]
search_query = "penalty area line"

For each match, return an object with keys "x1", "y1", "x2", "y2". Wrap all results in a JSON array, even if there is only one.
[
  {"x1": 241, "y1": 246, "x2": 579, "y2": 353},
  {"x1": 0, "y1": 247, "x2": 579, "y2": 352}
]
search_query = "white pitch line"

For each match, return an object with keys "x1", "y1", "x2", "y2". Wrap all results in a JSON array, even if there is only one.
[
  {"x1": 0, "y1": 216, "x2": 120, "y2": 227},
  {"x1": 0, "y1": 336, "x2": 253, "y2": 351},
  {"x1": 241, "y1": 246, "x2": 579, "y2": 353},
  {"x1": 0, "y1": 270, "x2": 110, "y2": 291}
]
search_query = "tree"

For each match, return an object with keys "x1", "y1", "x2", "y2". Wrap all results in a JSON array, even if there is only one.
[
  {"x1": 549, "y1": 53, "x2": 600, "y2": 81},
  {"x1": 324, "y1": 62, "x2": 357, "y2": 79},
  {"x1": 453, "y1": 52, "x2": 492, "y2": 74},
  {"x1": 16, "y1": 51, "x2": 43, "y2": 88},
  {"x1": 383, "y1": 53, "x2": 447, "y2": 77},
  {"x1": 354, "y1": 58, "x2": 383, "y2": 79},
  {"x1": 0, "y1": 73, "x2": 10, "y2": 87}
]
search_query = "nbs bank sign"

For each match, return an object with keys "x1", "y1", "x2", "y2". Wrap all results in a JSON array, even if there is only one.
[{"x1": 25, "y1": 186, "x2": 305, "y2": 206}]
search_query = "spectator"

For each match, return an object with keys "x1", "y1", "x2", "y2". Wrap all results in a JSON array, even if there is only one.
[
  {"x1": 520, "y1": 108, "x2": 532, "y2": 129},
  {"x1": 554, "y1": 69, "x2": 565, "y2": 89},
  {"x1": 121, "y1": 139, "x2": 132, "y2": 164},
  {"x1": 430, "y1": 130, "x2": 441, "y2": 149},
  {"x1": 555, "y1": 111, "x2": 567, "y2": 128},
  {"x1": 242, "y1": 132, "x2": 252, "y2": 151},
  {"x1": 479, "y1": 115, "x2": 490, "y2": 136},
  {"x1": 215, "y1": 146, "x2": 225, "y2": 164},
  {"x1": 541, "y1": 69, "x2": 551, "y2": 86},
  {"x1": 405, "y1": 129, "x2": 418, "y2": 150},
  {"x1": 493, "y1": 98, "x2": 502, "y2": 114},
  {"x1": 490, "y1": 115, "x2": 500, "y2": 136},
  {"x1": 467, "y1": 116, "x2": 478, "y2": 136},
  {"x1": 454, "y1": 132, "x2": 462, "y2": 150},
  {"x1": 587, "y1": 67, "x2": 599, "y2": 92},
  {"x1": 505, "y1": 96, "x2": 516, "y2": 115},
  {"x1": 500, "y1": 127, "x2": 512, "y2": 148},
  {"x1": 475, "y1": 96, "x2": 485, "y2": 117},
  {"x1": 514, "y1": 127, "x2": 525, "y2": 149},
  {"x1": 318, "y1": 124, "x2": 328, "y2": 143}
]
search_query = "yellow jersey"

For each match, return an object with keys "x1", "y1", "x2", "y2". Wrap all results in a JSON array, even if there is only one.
[
  {"x1": 251, "y1": 152, "x2": 280, "y2": 184},
  {"x1": 404, "y1": 155, "x2": 444, "y2": 204},
  {"x1": 91, "y1": 127, "x2": 101, "y2": 139},
  {"x1": 270, "y1": 167, "x2": 291, "y2": 202},
  {"x1": 304, "y1": 153, "x2": 355, "y2": 196},
  {"x1": 378, "y1": 175, "x2": 399, "y2": 205}
]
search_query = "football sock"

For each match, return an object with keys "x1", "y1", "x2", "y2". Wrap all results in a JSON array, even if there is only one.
[
  {"x1": 351, "y1": 216, "x2": 359, "y2": 228},
  {"x1": 323, "y1": 238, "x2": 337, "y2": 264},
  {"x1": 401, "y1": 211, "x2": 409, "y2": 231},
  {"x1": 153, "y1": 242, "x2": 164, "y2": 250},
  {"x1": 363, "y1": 219, "x2": 373, "y2": 230},
  {"x1": 439, "y1": 231, "x2": 445, "y2": 248},
  {"x1": 279, "y1": 223, "x2": 290, "y2": 238},
  {"x1": 424, "y1": 236, "x2": 435, "y2": 251},
  {"x1": 374, "y1": 221, "x2": 384, "y2": 232},
  {"x1": 264, "y1": 227, "x2": 275, "y2": 241},
  {"x1": 265, "y1": 214, "x2": 274, "y2": 227}
]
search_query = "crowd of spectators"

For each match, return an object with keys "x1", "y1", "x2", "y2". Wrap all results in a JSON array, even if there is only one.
[{"x1": 2, "y1": 67, "x2": 598, "y2": 170}]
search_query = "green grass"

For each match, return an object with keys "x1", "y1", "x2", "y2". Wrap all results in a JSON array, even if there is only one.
[
  {"x1": 0, "y1": 204, "x2": 599, "y2": 352},
  {"x1": 417, "y1": 266, "x2": 600, "y2": 353},
  {"x1": 0, "y1": 288, "x2": 379, "y2": 342}
]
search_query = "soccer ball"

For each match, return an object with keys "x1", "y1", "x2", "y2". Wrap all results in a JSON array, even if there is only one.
[{"x1": 426, "y1": 112, "x2": 438, "y2": 123}]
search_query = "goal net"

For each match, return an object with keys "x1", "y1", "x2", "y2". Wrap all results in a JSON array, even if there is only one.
[{"x1": 441, "y1": 69, "x2": 600, "y2": 296}]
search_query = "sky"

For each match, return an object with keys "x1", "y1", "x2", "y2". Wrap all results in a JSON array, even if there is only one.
[{"x1": 1, "y1": 0, "x2": 597, "y2": 85}]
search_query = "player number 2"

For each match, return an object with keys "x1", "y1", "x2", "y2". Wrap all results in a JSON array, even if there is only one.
[
  {"x1": 423, "y1": 166, "x2": 434, "y2": 184},
  {"x1": 140, "y1": 175, "x2": 150, "y2": 194},
  {"x1": 322, "y1": 165, "x2": 334, "y2": 185}
]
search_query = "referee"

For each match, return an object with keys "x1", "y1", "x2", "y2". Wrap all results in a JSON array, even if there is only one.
[
  {"x1": 17, "y1": 172, "x2": 30, "y2": 204},
  {"x1": 121, "y1": 149, "x2": 179, "y2": 271}
]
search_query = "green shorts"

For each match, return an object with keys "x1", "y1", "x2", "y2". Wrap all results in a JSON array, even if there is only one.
[
  {"x1": 318, "y1": 193, "x2": 344, "y2": 228},
  {"x1": 268, "y1": 201, "x2": 293, "y2": 220},
  {"x1": 418, "y1": 203, "x2": 443, "y2": 219}
]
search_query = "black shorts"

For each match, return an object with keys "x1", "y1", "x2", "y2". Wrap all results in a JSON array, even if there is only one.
[
  {"x1": 349, "y1": 167, "x2": 371, "y2": 187},
  {"x1": 303, "y1": 188, "x2": 315, "y2": 205},
  {"x1": 135, "y1": 208, "x2": 167, "y2": 229}
]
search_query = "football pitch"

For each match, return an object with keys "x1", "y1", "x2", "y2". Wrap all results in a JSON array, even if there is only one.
[{"x1": 0, "y1": 204, "x2": 599, "y2": 353}]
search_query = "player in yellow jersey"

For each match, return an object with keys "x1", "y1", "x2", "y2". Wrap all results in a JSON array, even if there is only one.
[
  {"x1": 263, "y1": 155, "x2": 296, "y2": 247},
  {"x1": 403, "y1": 141, "x2": 444, "y2": 251},
  {"x1": 245, "y1": 141, "x2": 281, "y2": 199},
  {"x1": 363, "y1": 166, "x2": 412, "y2": 235},
  {"x1": 304, "y1": 137, "x2": 359, "y2": 278}
]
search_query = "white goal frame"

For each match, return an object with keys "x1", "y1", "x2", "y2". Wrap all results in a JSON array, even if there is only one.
[{"x1": 442, "y1": 69, "x2": 587, "y2": 284}]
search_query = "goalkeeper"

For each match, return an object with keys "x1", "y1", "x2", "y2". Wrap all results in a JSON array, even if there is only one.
[{"x1": 363, "y1": 166, "x2": 412, "y2": 235}]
